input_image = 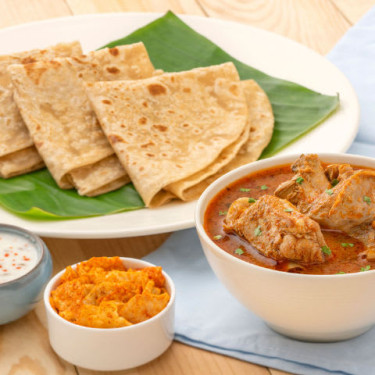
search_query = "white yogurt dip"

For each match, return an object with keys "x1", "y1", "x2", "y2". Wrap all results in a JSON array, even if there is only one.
[{"x1": 0, "y1": 233, "x2": 40, "y2": 283}]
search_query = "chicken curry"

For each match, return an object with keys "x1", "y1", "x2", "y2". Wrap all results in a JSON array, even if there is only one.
[{"x1": 204, "y1": 154, "x2": 375, "y2": 275}]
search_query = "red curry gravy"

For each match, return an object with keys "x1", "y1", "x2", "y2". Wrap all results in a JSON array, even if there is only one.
[{"x1": 204, "y1": 164, "x2": 374, "y2": 275}]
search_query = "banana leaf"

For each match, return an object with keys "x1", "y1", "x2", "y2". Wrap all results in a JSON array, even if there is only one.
[
  {"x1": 0, "y1": 170, "x2": 144, "y2": 219},
  {"x1": 0, "y1": 11, "x2": 339, "y2": 219}
]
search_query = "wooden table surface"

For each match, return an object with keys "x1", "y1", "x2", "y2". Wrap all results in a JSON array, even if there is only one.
[{"x1": 0, "y1": 0, "x2": 373, "y2": 374}]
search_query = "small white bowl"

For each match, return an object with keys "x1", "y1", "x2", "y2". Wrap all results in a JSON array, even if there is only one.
[
  {"x1": 195, "y1": 153, "x2": 375, "y2": 342},
  {"x1": 44, "y1": 257, "x2": 175, "y2": 371}
]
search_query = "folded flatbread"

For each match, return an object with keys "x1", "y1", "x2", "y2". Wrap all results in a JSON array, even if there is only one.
[
  {"x1": 0, "y1": 41, "x2": 82, "y2": 178},
  {"x1": 164, "y1": 80, "x2": 266, "y2": 199},
  {"x1": 174, "y1": 79, "x2": 274, "y2": 201},
  {"x1": 9, "y1": 43, "x2": 156, "y2": 196},
  {"x1": 86, "y1": 62, "x2": 248, "y2": 206}
]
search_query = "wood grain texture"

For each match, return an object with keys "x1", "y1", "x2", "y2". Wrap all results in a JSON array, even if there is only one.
[
  {"x1": 0, "y1": 0, "x2": 373, "y2": 374},
  {"x1": 270, "y1": 370, "x2": 292, "y2": 375},
  {"x1": 66, "y1": 0, "x2": 204, "y2": 15},
  {"x1": 199, "y1": 0, "x2": 351, "y2": 54},
  {"x1": 0, "y1": 0, "x2": 71, "y2": 28},
  {"x1": 0, "y1": 310, "x2": 75, "y2": 375},
  {"x1": 332, "y1": 0, "x2": 374, "y2": 24},
  {"x1": 78, "y1": 341, "x2": 269, "y2": 375}
]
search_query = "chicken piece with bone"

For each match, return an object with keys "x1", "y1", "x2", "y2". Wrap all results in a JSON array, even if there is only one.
[
  {"x1": 274, "y1": 154, "x2": 330, "y2": 213},
  {"x1": 275, "y1": 154, "x2": 375, "y2": 259},
  {"x1": 224, "y1": 195, "x2": 329, "y2": 263}
]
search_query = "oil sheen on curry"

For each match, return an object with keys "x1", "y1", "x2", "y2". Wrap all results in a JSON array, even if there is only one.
[{"x1": 204, "y1": 154, "x2": 375, "y2": 275}]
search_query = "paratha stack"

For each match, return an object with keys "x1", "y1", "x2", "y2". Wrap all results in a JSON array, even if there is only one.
[
  {"x1": 9, "y1": 43, "x2": 156, "y2": 196},
  {"x1": 0, "y1": 41, "x2": 82, "y2": 178},
  {"x1": 2, "y1": 39, "x2": 274, "y2": 207},
  {"x1": 86, "y1": 62, "x2": 274, "y2": 206}
]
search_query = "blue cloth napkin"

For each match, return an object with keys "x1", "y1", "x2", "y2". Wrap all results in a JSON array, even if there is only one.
[{"x1": 145, "y1": 8, "x2": 375, "y2": 375}]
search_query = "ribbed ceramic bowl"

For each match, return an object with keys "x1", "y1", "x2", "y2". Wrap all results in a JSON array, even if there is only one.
[
  {"x1": 195, "y1": 153, "x2": 375, "y2": 342},
  {"x1": 44, "y1": 257, "x2": 175, "y2": 371},
  {"x1": 0, "y1": 224, "x2": 52, "y2": 324}
]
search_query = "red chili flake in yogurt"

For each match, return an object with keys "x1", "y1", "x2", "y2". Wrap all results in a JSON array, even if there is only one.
[{"x1": 0, "y1": 233, "x2": 39, "y2": 283}]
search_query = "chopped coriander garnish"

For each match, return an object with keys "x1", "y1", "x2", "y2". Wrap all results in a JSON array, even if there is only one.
[
  {"x1": 235, "y1": 248, "x2": 244, "y2": 255},
  {"x1": 240, "y1": 188, "x2": 251, "y2": 192},
  {"x1": 341, "y1": 243, "x2": 354, "y2": 248},
  {"x1": 363, "y1": 196, "x2": 371, "y2": 205},
  {"x1": 260, "y1": 185, "x2": 268, "y2": 190},
  {"x1": 296, "y1": 177, "x2": 304, "y2": 184},
  {"x1": 248, "y1": 198, "x2": 256, "y2": 203},
  {"x1": 254, "y1": 225, "x2": 262, "y2": 236},
  {"x1": 213, "y1": 235, "x2": 222, "y2": 240},
  {"x1": 284, "y1": 208, "x2": 293, "y2": 212},
  {"x1": 336, "y1": 271, "x2": 346, "y2": 275},
  {"x1": 360, "y1": 265, "x2": 371, "y2": 272},
  {"x1": 331, "y1": 179, "x2": 339, "y2": 187},
  {"x1": 219, "y1": 211, "x2": 227, "y2": 216},
  {"x1": 326, "y1": 189, "x2": 333, "y2": 196},
  {"x1": 322, "y1": 246, "x2": 332, "y2": 255}
]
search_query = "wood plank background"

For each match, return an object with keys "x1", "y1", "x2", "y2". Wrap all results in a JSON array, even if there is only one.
[{"x1": 0, "y1": 0, "x2": 373, "y2": 374}]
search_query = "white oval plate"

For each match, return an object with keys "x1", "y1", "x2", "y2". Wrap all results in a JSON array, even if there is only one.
[{"x1": 0, "y1": 13, "x2": 359, "y2": 238}]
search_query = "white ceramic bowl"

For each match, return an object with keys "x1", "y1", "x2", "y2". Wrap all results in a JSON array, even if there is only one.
[
  {"x1": 44, "y1": 257, "x2": 175, "y2": 371},
  {"x1": 195, "y1": 153, "x2": 375, "y2": 342}
]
